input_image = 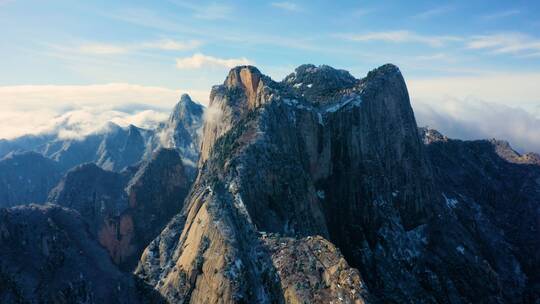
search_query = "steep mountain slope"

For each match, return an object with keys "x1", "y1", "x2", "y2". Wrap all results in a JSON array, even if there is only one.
[
  {"x1": 137, "y1": 64, "x2": 539, "y2": 303},
  {"x1": 0, "y1": 204, "x2": 159, "y2": 303},
  {"x1": 422, "y1": 127, "x2": 540, "y2": 302},
  {"x1": 155, "y1": 94, "x2": 204, "y2": 173},
  {"x1": 0, "y1": 151, "x2": 62, "y2": 207},
  {"x1": 49, "y1": 148, "x2": 191, "y2": 270}
]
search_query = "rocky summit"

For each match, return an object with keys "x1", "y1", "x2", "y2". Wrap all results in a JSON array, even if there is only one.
[{"x1": 0, "y1": 63, "x2": 539, "y2": 304}]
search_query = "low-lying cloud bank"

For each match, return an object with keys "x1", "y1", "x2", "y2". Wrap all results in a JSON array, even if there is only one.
[
  {"x1": 408, "y1": 73, "x2": 540, "y2": 153},
  {"x1": 0, "y1": 106, "x2": 169, "y2": 141},
  {"x1": 0, "y1": 75, "x2": 539, "y2": 154},
  {"x1": 412, "y1": 97, "x2": 540, "y2": 153},
  {"x1": 0, "y1": 83, "x2": 208, "y2": 140}
]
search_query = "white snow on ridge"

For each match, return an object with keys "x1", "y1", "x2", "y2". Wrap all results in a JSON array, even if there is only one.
[
  {"x1": 325, "y1": 95, "x2": 362, "y2": 113},
  {"x1": 442, "y1": 193, "x2": 459, "y2": 209}
]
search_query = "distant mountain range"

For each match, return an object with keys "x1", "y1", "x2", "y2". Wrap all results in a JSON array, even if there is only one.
[
  {"x1": 0, "y1": 94, "x2": 203, "y2": 208},
  {"x1": 0, "y1": 64, "x2": 539, "y2": 303}
]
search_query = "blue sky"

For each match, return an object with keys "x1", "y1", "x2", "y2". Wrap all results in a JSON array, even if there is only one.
[{"x1": 1, "y1": 0, "x2": 540, "y2": 151}]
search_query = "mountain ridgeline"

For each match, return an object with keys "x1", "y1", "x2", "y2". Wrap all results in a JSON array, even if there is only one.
[{"x1": 0, "y1": 64, "x2": 539, "y2": 303}]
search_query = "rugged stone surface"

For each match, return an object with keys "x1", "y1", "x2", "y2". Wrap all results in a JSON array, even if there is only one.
[
  {"x1": 49, "y1": 148, "x2": 191, "y2": 270},
  {"x1": 422, "y1": 130, "x2": 540, "y2": 302},
  {"x1": 137, "y1": 64, "x2": 539, "y2": 304},
  {"x1": 154, "y1": 94, "x2": 204, "y2": 178},
  {"x1": 122, "y1": 148, "x2": 192, "y2": 269},
  {"x1": 264, "y1": 235, "x2": 369, "y2": 304},
  {"x1": 0, "y1": 204, "x2": 159, "y2": 303},
  {"x1": 0, "y1": 151, "x2": 62, "y2": 207}
]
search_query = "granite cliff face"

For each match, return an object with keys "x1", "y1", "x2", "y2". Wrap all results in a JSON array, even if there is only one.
[
  {"x1": 49, "y1": 148, "x2": 192, "y2": 270},
  {"x1": 0, "y1": 204, "x2": 158, "y2": 303},
  {"x1": 136, "y1": 64, "x2": 539, "y2": 304},
  {"x1": 422, "y1": 128, "x2": 540, "y2": 302}
]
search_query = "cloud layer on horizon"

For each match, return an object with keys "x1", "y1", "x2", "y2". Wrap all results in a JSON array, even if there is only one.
[
  {"x1": 412, "y1": 98, "x2": 540, "y2": 153},
  {"x1": 1, "y1": 72, "x2": 539, "y2": 154},
  {"x1": 0, "y1": 83, "x2": 208, "y2": 140}
]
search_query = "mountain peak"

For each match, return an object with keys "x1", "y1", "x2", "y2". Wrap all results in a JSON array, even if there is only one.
[
  {"x1": 364, "y1": 63, "x2": 401, "y2": 81},
  {"x1": 282, "y1": 64, "x2": 358, "y2": 104},
  {"x1": 174, "y1": 94, "x2": 195, "y2": 110},
  {"x1": 170, "y1": 94, "x2": 204, "y2": 121},
  {"x1": 224, "y1": 65, "x2": 262, "y2": 87},
  {"x1": 284, "y1": 64, "x2": 357, "y2": 87},
  {"x1": 224, "y1": 66, "x2": 264, "y2": 105},
  {"x1": 179, "y1": 93, "x2": 193, "y2": 103}
]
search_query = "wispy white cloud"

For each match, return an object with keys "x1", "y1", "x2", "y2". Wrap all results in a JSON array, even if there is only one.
[
  {"x1": 79, "y1": 44, "x2": 128, "y2": 55},
  {"x1": 409, "y1": 72, "x2": 540, "y2": 152},
  {"x1": 175, "y1": 53, "x2": 252, "y2": 69},
  {"x1": 467, "y1": 32, "x2": 540, "y2": 57},
  {"x1": 0, "y1": 83, "x2": 181, "y2": 109},
  {"x1": 194, "y1": 3, "x2": 232, "y2": 19},
  {"x1": 412, "y1": 5, "x2": 454, "y2": 19},
  {"x1": 167, "y1": 1, "x2": 233, "y2": 20},
  {"x1": 350, "y1": 7, "x2": 376, "y2": 17},
  {"x1": 481, "y1": 9, "x2": 520, "y2": 21},
  {"x1": 0, "y1": 0, "x2": 14, "y2": 6},
  {"x1": 414, "y1": 98, "x2": 540, "y2": 153},
  {"x1": 78, "y1": 39, "x2": 202, "y2": 55},
  {"x1": 0, "y1": 107, "x2": 170, "y2": 141},
  {"x1": 271, "y1": 2, "x2": 300, "y2": 12},
  {"x1": 340, "y1": 30, "x2": 462, "y2": 47},
  {"x1": 408, "y1": 72, "x2": 540, "y2": 107},
  {"x1": 0, "y1": 83, "x2": 209, "y2": 140}
]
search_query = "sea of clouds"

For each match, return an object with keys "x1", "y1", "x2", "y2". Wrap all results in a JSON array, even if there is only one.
[{"x1": 0, "y1": 78, "x2": 539, "y2": 154}]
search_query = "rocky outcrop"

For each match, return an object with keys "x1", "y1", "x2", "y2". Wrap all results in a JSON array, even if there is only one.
[
  {"x1": 49, "y1": 148, "x2": 191, "y2": 270},
  {"x1": 0, "y1": 204, "x2": 158, "y2": 303},
  {"x1": 0, "y1": 151, "x2": 62, "y2": 207},
  {"x1": 122, "y1": 148, "x2": 191, "y2": 269},
  {"x1": 155, "y1": 94, "x2": 204, "y2": 177},
  {"x1": 137, "y1": 64, "x2": 539, "y2": 303},
  {"x1": 264, "y1": 235, "x2": 369, "y2": 304}
]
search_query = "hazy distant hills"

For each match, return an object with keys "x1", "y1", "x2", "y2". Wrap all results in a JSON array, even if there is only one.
[{"x1": 0, "y1": 94, "x2": 204, "y2": 208}]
